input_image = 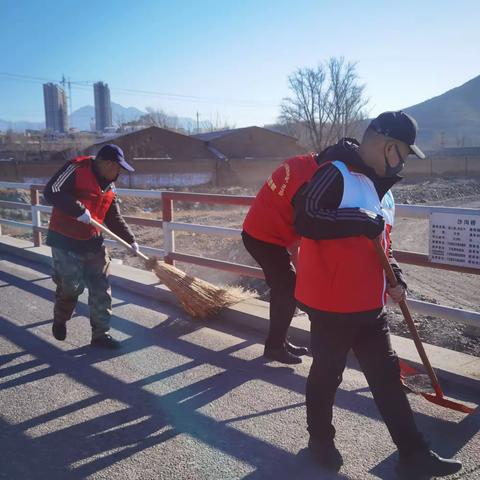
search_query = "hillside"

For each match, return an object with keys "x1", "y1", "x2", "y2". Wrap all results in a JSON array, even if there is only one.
[
  {"x1": 69, "y1": 103, "x2": 145, "y2": 130},
  {"x1": 405, "y1": 75, "x2": 480, "y2": 149},
  {"x1": 0, "y1": 103, "x2": 145, "y2": 132}
]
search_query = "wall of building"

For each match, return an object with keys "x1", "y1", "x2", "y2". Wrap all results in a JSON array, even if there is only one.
[
  {"x1": 2, "y1": 154, "x2": 479, "y2": 189},
  {"x1": 118, "y1": 158, "x2": 217, "y2": 188},
  {"x1": 226, "y1": 158, "x2": 284, "y2": 187},
  {"x1": 403, "y1": 156, "x2": 480, "y2": 176},
  {"x1": 0, "y1": 158, "x2": 218, "y2": 188}
]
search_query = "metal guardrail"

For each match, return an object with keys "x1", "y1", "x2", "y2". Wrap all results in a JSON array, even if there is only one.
[
  {"x1": 396, "y1": 204, "x2": 479, "y2": 219},
  {"x1": 0, "y1": 181, "x2": 479, "y2": 327}
]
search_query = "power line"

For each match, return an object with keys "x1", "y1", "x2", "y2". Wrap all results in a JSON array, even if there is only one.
[
  {"x1": 0, "y1": 72, "x2": 57, "y2": 83},
  {"x1": 0, "y1": 71, "x2": 279, "y2": 108}
]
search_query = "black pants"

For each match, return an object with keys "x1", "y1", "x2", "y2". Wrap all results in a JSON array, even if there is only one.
[
  {"x1": 305, "y1": 307, "x2": 427, "y2": 455},
  {"x1": 242, "y1": 231, "x2": 297, "y2": 348}
]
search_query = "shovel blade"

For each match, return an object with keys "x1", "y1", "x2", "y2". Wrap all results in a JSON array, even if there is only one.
[{"x1": 399, "y1": 359, "x2": 475, "y2": 413}]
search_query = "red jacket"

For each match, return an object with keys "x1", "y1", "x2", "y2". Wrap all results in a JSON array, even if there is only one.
[
  {"x1": 243, "y1": 154, "x2": 319, "y2": 246},
  {"x1": 295, "y1": 160, "x2": 395, "y2": 312},
  {"x1": 48, "y1": 156, "x2": 115, "y2": 240}
]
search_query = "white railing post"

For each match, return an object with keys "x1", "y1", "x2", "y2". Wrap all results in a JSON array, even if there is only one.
[
  {"x1": 31, "y1": 205, "x2": 41, "y2": 229},
  {"x1": 162, "y1": 194, "x2": 175, "y2": 265},
  {"x1": 163, "y1": 222, "x2": 175, "y2": 264},
  {"x1": 30, "y1": 186, "x2": 42, "y2": 247}
]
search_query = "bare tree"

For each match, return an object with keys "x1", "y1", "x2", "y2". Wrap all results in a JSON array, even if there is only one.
[
  {"x1": 199, "y1": 116, "x2": 235, "y2": 133},
  {"x1": 117, "y1": 107, "x2": 182, "y2": 132},
  {"x1": 144, "y1": 107, "x2": 179, "y2": 130},
  {"x1": 280, "y1": 57, "x2": 368, "y2": 151},
  {"x1": 113, "y1": 113, "x2": 126, "y2": 128}
]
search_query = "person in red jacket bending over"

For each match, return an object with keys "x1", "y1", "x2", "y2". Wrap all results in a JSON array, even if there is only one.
[
  {"x1": 242, "y1": 151, "x2": 327, "y2": 364},
  {"x1": 44, "y1": 144, "x2": 139, "y2": 349}
]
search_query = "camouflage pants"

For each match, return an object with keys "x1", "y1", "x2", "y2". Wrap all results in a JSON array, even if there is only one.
[{"x1": 51, "y1": 246, "x2": 112, "y2": 339}]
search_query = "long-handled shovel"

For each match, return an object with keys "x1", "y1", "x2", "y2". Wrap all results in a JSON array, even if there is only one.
[
  {"x1": 90, "y1": 218, "x2": 248, "y2": 318},
  {"x1": 373, "y1": 237, "x2": 475, "y2": 414}
]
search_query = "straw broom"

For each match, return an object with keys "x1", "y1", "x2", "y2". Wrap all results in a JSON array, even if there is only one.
[{"x1": 90, "y1": 219, "x2": 248, "y2": 318}]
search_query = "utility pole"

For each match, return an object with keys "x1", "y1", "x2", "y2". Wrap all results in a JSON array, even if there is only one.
[{"x1": 68, "y1": 78, "x2": 72, "y2": 116}]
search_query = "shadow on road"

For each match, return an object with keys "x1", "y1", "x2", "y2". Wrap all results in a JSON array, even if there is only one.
[{"x1": 0, "y1": 255, "x2": 478, "y2": 479}]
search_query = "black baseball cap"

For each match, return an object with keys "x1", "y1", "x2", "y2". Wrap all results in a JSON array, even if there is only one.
[
  {"x1": 96, "y1": 144, "x2": 135, "y2": 172},
  {"x1": 368, "y1": 111, "x2": 425, "y2": 159}
]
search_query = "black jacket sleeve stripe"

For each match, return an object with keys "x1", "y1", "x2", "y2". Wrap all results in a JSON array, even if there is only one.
[
  {"x1": 293, "y1": 163, "x2": 384, "y2": 240},
  {"x1": 308, "y1": 208, "x2": 382, "y2": 222},
  {"x1": 44, "y1": 162, "x2": 86, "y2": 218},
  {"x1": 51, "y1": 164, "x2": 78, "y2": 192},
  {"x1": 305, "y1": 165, "x2": 340, "y2": 214}
]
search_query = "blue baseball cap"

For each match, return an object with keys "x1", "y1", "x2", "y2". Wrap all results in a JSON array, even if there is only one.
[{"x1": 96, "y1": 144, "x2": 135, "y2": 172}]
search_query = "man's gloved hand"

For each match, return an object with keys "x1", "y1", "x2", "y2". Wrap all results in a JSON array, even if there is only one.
[
  {"x1": 387, "y1": 284, "x2": 406, "y2": 303},
  {"x1": 359, "y1": 209, "x2": 385, "y2": 239},
  {"x1": 131, "y1": 242, "x2": 140, "y2": 256},
  {"x1": 76, "y1": 209, "x2": 92, "y2": 224}
]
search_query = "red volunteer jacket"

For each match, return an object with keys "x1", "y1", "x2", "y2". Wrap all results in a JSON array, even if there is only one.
[
  {"x1": 243, "y1": 154, "x2": 319, "y2": 246},
  {"x1": 48, "y1": 156, "x2": 116, "y2": 240},
  {"x1": 295, "y1": 160, "x2": 395, "y2": 312}
]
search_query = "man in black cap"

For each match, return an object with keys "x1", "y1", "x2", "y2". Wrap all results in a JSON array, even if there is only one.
[
  {"x1": 44, "y1": 144, "x2": 138, "y2": 349},
  {"x1": 293, "y1": 112, "x2": 462, "y2": 477}
]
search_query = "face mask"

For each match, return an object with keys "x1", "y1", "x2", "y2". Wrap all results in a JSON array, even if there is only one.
[{"x1": 384, "y1": 144, "x2": 405, "y2": 177}]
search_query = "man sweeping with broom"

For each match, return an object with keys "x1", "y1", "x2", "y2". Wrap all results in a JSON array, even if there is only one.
[{"x1": 44, "y1": 144, "x2": 139, "y2": 349}]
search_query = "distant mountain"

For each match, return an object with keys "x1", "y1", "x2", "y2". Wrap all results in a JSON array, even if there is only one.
[
  {"x1": 111, "y1": 103, "x2": 145, "y2": 126},
  {"x1": 0, "y1": 119, "x2": 44, "y2": 132},
  {"x1": 0, "y1": 103, "x2": 145, "y2": 132},
  {"x1": 69, "y1": 102, "x2": 145, "y2": 130},
  {"x1": 404, "y1": 75, "x2": 480, "y2": 149}
]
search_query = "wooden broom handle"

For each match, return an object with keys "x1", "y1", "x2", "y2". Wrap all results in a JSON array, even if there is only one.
[
  {"x1": 90, "y1": 218, "x2": 150, "y2": 261},
  {"x1": 373, "y1": 237, "x2": 442, "y2": 394}
]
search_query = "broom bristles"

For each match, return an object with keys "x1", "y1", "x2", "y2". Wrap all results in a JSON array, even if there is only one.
[{"x1": 146, "y1": 257, "x2": 253, "y2": 318}]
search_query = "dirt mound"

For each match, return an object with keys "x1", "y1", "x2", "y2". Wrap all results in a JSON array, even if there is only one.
[
  {"x1": 393, "y1": 177, "x2": 480, "y2": 204},
  {"x1": 388, "y1": 308, "x2": 479, "y2": 356}
]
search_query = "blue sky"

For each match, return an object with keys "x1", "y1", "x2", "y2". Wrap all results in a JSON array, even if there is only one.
[{"x1": 0, "y1": 0, "x2": 479, "y2": 126}]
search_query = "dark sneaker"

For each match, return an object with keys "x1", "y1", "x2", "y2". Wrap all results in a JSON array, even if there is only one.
[
  {"x1": 308, "y1": 437, "x2": 343, "y2": 471},
  {"x1": 286, "y1": 340, "x2": 308, "y2": 356},
  {"x1": 264, "y1": 344, "x2": 302, "y2": 364},
  {"x1": 90, "y1": 334, "x2": 121, "y2": 349},
  {"x1": 397, "y1": 450, "x2": 462, "y2": 477},
  {"x1": 52, "y1": 321, "x2": 66, "y2": 341}
]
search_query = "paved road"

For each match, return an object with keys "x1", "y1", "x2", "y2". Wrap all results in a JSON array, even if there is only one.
[{"x1": 0, "y1": 253, "x2": 478, "y2": 479}]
